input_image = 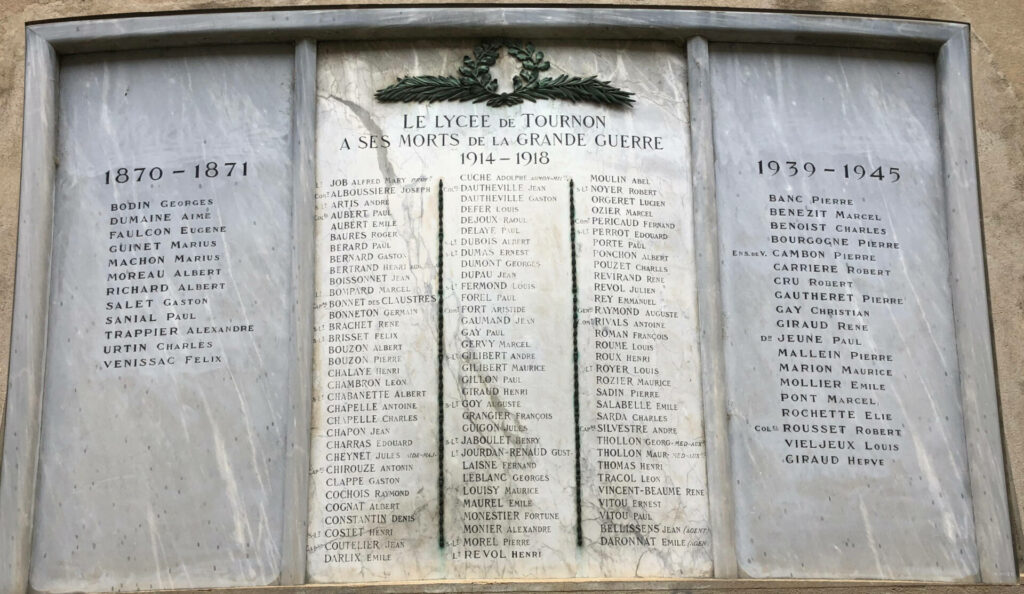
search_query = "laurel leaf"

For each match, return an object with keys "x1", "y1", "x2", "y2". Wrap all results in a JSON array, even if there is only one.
[{"x1": 376, "y1": 40, "x2": 634, "y2": 107}]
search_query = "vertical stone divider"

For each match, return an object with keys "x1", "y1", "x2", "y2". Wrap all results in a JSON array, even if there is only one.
[
  {"x1": 0, "y1": 28, "x2": 58, "y2": 594},
  {"x1": 281, "y1": 39, "x2": 317, "y2": 586},
  {"x1": 686, "y1": 35, "x2": 737, "y2": 578},
  {"x1": 937, "y1": 28, "x2": 1017, "y2": 584}
]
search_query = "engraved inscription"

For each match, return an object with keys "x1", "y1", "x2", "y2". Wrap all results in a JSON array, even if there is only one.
[
  {"x1": 308, "y1": 40, "x2": 707, "y2": 581},
  {"x1": 711, "y1": 45, "x2": 977, "y2": 581}
]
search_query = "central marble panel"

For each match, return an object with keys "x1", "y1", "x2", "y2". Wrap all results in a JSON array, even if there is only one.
[{"x1": 308, "y1": 40, "x2": 709, "y2": 581}]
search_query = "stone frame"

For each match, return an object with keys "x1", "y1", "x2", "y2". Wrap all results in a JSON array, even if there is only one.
[{"x1": 0, "y1": 7, "x2": 1011, "y2": 591}]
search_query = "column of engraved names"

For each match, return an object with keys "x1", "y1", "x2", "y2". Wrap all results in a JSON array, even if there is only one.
[
  {"x1": 104, "y1": 188, "x2": 244, "y2": 370},
  {"x1": 576, "y1": 172, "x2": 710, "y2": 576},
  {"x1": 759, "y1": 190, "x2": 904, "y2": 467},
  {"x1": 443, "y1": 173, "x2": 575, "y2": 577},
  {"x1": 309, "y1": 174, "x2": 439, "y2": 579}
]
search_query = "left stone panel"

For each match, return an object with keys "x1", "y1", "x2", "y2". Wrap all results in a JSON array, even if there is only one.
[{"x1": 30, "y1": 46, "x2": 295, "y2": 592}]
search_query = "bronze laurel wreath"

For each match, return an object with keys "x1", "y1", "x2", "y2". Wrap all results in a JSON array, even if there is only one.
[{"x1": 375, "y1": 40, "x2": 635, "y2": 108}]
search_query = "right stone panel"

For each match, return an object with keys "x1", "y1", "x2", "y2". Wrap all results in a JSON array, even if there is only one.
[{"x1": 710, "y1": 45, "x2": 979, "y2": 580}]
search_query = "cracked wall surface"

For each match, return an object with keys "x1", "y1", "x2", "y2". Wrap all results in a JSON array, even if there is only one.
[{"x1": 1, "y1": 0, "x2": 1022, "y2": 587}]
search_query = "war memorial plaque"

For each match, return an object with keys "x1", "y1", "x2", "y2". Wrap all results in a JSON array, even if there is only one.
[
  {"x1": 710, "y1": 45, "x2": 978, "y2": 580},
  {"x1": 26, "y1": 46, "x2": 296, "y2": 591},
  {"x1": 308, "y1": 40, "x2": 709, "y2": 580},
  {"x1": 0, "y1": 8, "x2": 1014, "y2": 593}
]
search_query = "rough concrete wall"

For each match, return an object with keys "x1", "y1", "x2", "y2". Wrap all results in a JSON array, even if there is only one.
[{"x1": 1, "y1": 0, "x2": 1021, "y2": 584}]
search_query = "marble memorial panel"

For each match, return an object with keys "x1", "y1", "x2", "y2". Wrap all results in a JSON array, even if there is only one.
[
  {"x1": 710, "y1": 44, "x2": 978, "y2": 580},
  {"x1": 2, "y1": 12, "x2": 1007, "y2": 592},
  {"x1": 308, "y1": 39, "x2": 708, "y2": 580},
  {"x1": 30, "y1": 46, "x2": 296, "y2": 591}
]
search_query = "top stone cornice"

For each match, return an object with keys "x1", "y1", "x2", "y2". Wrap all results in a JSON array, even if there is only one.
[{"x1": 26, "y1": 7, "x2": 967, "y2": 54}]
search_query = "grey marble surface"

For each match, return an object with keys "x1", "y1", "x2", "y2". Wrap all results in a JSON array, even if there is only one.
[
  {"x1": 29, "y1": 8, "x2": 964, "y2": 55},
  {"x1": 710, "y1": 44, "x2": 978, "y2": 581},
  {"x1": 280, "y1": 39, "x2": 318, "y2": 586},
  {"x1": 686, "y1": 35, "x2": 737, "y2": 578},
  {"x1": 936, "y1": 30, "x2": 1016, "y2": 584},
  {"x1": 29, "y1": 46, "x2": 295, "y2": 591},
  {"x1": 0, "y1": 28, "x2": 59, "y2": 594}
]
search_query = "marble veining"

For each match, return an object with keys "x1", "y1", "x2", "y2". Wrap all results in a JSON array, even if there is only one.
[
  {"x1": 29, "y1": 46, "x2": 295, "y2": 592},
  {"x1": 0, "y1": 14, "x2": 1007, "y2": 590},
  {"x1": 710, "y1": 44, "x2": 978, "y2": 581},
  {"x1": 308, "y1": 40, "x2": 710, "y2": 581}
]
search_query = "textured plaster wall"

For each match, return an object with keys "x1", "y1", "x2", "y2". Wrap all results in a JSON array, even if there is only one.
[{"x1": 1, "y1": 0, "x2": 1022, "y2": 589}]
